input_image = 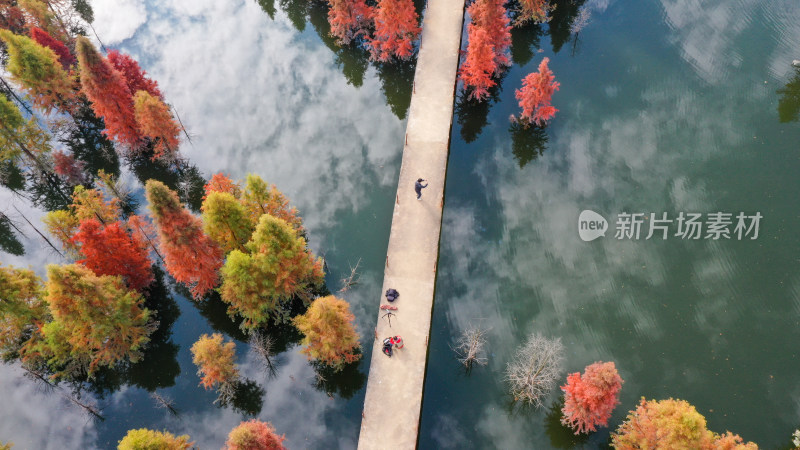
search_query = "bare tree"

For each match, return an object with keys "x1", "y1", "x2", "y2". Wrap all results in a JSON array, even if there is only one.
[
  {"x1": 338, "y1": 258, "x2": 361, "y2": 293},
  {"x1": 452, "y1": 325, "x2": 489, "y2": 369},
  {"x1": 150, "y1": 392, "x2": 178, "y2": 416},
  {"x1": 505, "y1": 333, "x2": 564, "y2": 408},
  {"x1": 249, "y1": 331, "x2": 276, "y2": 377}
]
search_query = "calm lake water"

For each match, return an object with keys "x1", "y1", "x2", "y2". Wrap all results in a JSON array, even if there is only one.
[{"x1": 1, "y1": 0, "x2": 799, "y2": 448}]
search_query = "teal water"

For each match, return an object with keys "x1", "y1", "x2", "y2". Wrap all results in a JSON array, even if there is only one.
[
  {"x1": 420, "y1": 0, "x2": 800, "y2": 448},
  {"x1": 1, "y1": 0, "x2": 799, "y2": 448}
]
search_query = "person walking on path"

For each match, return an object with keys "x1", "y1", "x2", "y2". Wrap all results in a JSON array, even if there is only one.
[{"x1": 415, "y1": 178, "x2": 428, "y2": 200}]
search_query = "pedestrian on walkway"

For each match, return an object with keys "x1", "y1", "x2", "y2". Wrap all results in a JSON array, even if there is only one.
[{"x1": 415, "y1": 178, "x2": 428, "y2": 200}]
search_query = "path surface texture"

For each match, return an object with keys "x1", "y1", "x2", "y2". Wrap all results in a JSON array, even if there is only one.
[{"x1": 357, "y1": 0, "x2": 465, "y2": 447}]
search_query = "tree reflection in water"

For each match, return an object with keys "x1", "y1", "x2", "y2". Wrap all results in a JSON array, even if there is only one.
[
  {"x1": 777, "y1": 67, "x2": 800, "y2": 123},
  {"x1": 311, "y1": 355, "x2": 366, "y2": 400},
  {"x1": 543, "y1": 397, "x2": 595, "y2": 449},
  {"x1": 509, "y1": 122, "x2": 548, "y2": 168}
]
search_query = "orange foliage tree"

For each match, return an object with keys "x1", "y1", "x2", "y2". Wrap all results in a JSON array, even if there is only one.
[
  {"x1": 204, "y1": 172, "x2": 241, "y2": 199},
  {"x1": 225, "y1": 419, "x2": 286, "y2": 450},
  {"x1": 611, "y1": 398, "x2": 758, "y2": 449},
  {"x1": 75, "y1": 36, "x2": 141, "y2": 148},
  {"x1": 71, "y1": 218, "x2": 154, "y2": 292},
  {"x1": 145, "y1": 180, "x2": 223, "y2": 299},
  {"x1": 37, "y1": 264, "x2": 152, "y2": 376},
  {"x1": 459, "y1": 27, "x2": 497, "y2": 101},
  {"x1": 134, "y1": 91, "x2": 181, "y2": 160},
  {"x1": 107, "y1": 49, "x2": 163, "y2": 100},
  {"x1": 327, "y1": 0, "x2": 372, "y2": 45},
  {"x1": 367, "y1": 0, "x2": 420, "y2": 62},
  {"x1": 515, "y1": 57, "x2": 559, "y2": 127},
  {"x1": 468, "y1": 0, "x2": 511, "y2": 68},
  {"x1": 560, "y1": 361, "x2": 623, "y2": 434},
  {"x1": 29, "y1": 26, "x2": 73, "y2": 69},
  {"x1": 294, "y1": 295, "x2": 361, "y2": 371},
  {"x1": 190, "y1": 333, "x2": 238, "y2": 390}
]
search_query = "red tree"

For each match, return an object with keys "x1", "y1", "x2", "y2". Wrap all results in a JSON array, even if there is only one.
[
  {"x1": 71, "y1": 218, "x2": 154, "y2": 292},
  {"x1": 107, "y1": 49, "x2": 163, "y2": 100},
  {"x1": 0, "y1": 2, "x2": 26, "y2": 34},
  {"x1": 515, "y1": 57, "x2": 559, "y2": 126},
  {"x1": 29, "y1": 27, "x2": 74, "y2": 69},
  {"x1": 367, "y1": 0, "x2": 420, "y2": 62},
  {"x1": 459, "y1": 27, "x2": 497, "y2": 101},
  {"x1": 467, "y1": 0, "x2": 511, "y2": 68},
  {"x1": 75, "y1": 36, "x2": 142, "y2": 148},
  {"x1": 52, "y1": 150, "x2": 86, "y2": 185},
  {"x1": 561, "y1": 361, "x2": 624, "y2": 434},
  {"x1": 145, "y1": 180, "x2": 223, "y2": 299},
  {"x1": 327, "y1": 0, "x2": 372, "y2": 45}
]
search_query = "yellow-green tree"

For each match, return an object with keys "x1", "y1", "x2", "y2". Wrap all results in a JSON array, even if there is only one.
[
  {"x1": 0, "y1": 29, "x2": 73, "y2": 112},
  {"x1": 611, "y1": 398, "x2": 757, "y2": 449},
  {"x1": 0, "y1": 95, "x2": 53, "y2": 170},
  {"x1": 190, "y1": 333, "x2": 238, "y2": 390},
  {"x1": 117, "y1": 428, "x2": 192, "y2": 450},
  {"x1": 0, "y1": 265, "x2": 48, "y2": 359},
  {"x1": 225, "y1": 419, "x2": 286, "y2": 450},
  {"x1": 294, "y1": 295, "x2": 360, "y2": 371},
  {"x1": 202, "y1": 191, "x2": 253, "y2": 254},
  {"x1": 219, "y1": 214, "x2": 324, "y2": 330},
  {"x1": 36, "y1": 264, "x2": 152, "y2": 377},
  {"x1": 241, "y1": 174, "x2": 303, "y2": 232},
  {"x1": 0, "y1": 440, "x2": 12, "y2": 450}
]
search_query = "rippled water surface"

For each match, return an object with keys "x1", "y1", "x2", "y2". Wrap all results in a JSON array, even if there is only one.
[{"x1": 1, "y1": 0, "x2": 799, "y2": 448}]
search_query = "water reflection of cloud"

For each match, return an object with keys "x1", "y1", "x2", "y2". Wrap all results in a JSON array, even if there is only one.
[
  {"x1": 100, "y1": 0, "x2": 405, "y2": 239},
  {"x1": 0, "y1": 365, "x2": 99, "y2": 449},
  {"x1": 165, "y1": 347, "x2": 358, "y2": 448},
  {"x1": 91, "y1": 0, "x2": 148, "y2": 45}
]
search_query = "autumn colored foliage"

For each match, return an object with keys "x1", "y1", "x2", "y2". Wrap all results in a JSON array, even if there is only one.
[
  {"x1": 204, "y1": 172, "x2": 241, "y2": 199},
  {"x1": 515, "y1": 57, "x2": 559, "y2": 126},
  {"x1": 459, "y1": 27, "x2": 497, "y2": 101},
  {"x1": 134, "y1": 91, "x2": 181, "y2": 160},
  {"x1": 225, "y1": 419, "x2": 287, "y2": 450},
  {"x1": 145, "y1": 180, "x2": 223, "y2": 299},
  {"x1": 0, "y1": 1, "x2": 26, "y2": 34},
  {"x1": 38, "y1": 264, "x2": 152, "y2": 376},
  {"x1": 0, "y1": 94, "x2": 53, "y2": 164},
  {"x1": 107, "y1": 49, "x2": 163, "y2": 100},
  {"x1": 72, "y1": 218, "x2": 154, "y2": 292},
  {"x1": 611, "y1": 398, "x2": 758, "y2": 450},
  {"x1": 118, "y1": 428, "x2": 193, "y2": 450},
  {"x1": 294, "y1": 295, "x2": 361, "y2": 371},
  {"x1": 368, "y1": 0, "x2": 420, "y2": 61},
  {"x1": 220, "y1": 214, "x2": 324, "y2": 330},
  {"x1": 241, "y1": 174, "x2": 304, "y2": 232},
  {"x1": 43, "y1": 209, "x2": 81, "y2": 257},
  {"x1": 513, "y1": 0, "x2": 552, "y2": 26},
  {"x1": 0, "y1": 29, "x2": 73, "y2": 112},
  {"x1": 43, "y1": 185, "x2": 121, "y2": 257},
  {"x1": 29, "y1": 27, "x2": 74, "y2": 69},
  {"x1": 327, "y1": 0, "x2": 372, "y2": 45},
  {"x1": 0, "y1": 265, "x2": 48, "y2": 358},
  {"x1": 560, "y1": 361, "x2": 623, "y2": 434},
  {"x1": 190, "y1": 333, "x2": 238, "y2": 390},
  {"x1": 202, "y1": 191, "x2": 254, "y2": 254},
  {"x1": 468, "y1": 0, "x2": 511, "y2": 68},
  {"x1": 76, "y1": 36, "x2": 141, "y2": 148},
  {"x1": 52, "y1": 150, "x2": 86, "y2": 185}
]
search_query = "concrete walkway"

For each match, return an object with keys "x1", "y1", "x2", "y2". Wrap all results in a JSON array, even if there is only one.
[{"x1": 357, "y1": 0, "x2": 465, "y2": 447}]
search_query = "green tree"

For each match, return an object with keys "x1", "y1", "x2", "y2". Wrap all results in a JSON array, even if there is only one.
[
  {"x1": 219, "y1": 214, "x2": 324, "y2": 330},
  {"x1": 0, "y1": 95, "x2": 53, "y2": 167},
  {"x1": 241, "y1": 174, "x2": 303, "y2": 232},
  {"x1": 0, "y1": 265, "x2": 48, "y2": 358},
  {"x1": 117, "y1": 428, "x2": 192, "y2": 450},
  {"x1": 36, "y1": 264, "x2": 152, "y2": 377},
  {"x1": 202, "y1": 191, "x2": 253, "y2": 254},
  {"x1": 294, "y1": 295, "x2": 361, "y2": 371},
  {"x1": 0, "y1": 29, "x2": 73, "y2": 113}
]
